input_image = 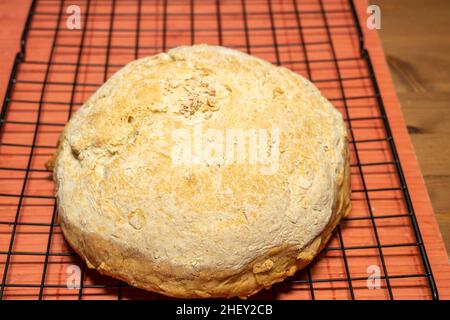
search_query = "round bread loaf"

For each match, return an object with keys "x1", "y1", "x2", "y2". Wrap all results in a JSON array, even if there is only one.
[{"x1": 51, "y1": 44, "x2": 351, "y2": 298}]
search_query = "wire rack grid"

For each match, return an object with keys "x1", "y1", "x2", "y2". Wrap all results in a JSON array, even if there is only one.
[{"x1": 0, "y1": 0, "x2": 438, "y2": 300}]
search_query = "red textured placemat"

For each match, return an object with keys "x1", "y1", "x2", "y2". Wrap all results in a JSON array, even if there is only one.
[{"x1": 0, "y1": 0, "x2": 448, "y2": 300}]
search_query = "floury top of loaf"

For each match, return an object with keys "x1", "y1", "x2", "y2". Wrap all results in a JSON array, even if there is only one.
[{"x1": 51, "y1": 44, "x2": 351, "y2": 298}]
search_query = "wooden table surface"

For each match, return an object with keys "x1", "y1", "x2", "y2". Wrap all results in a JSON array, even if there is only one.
[{"x1": 372, "y1": 0, "x2": 450, "y2": 257}]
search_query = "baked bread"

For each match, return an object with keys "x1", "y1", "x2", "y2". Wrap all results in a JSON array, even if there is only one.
[{"x1": 50, "y1": 44, "x2": 351, "y2": 299}]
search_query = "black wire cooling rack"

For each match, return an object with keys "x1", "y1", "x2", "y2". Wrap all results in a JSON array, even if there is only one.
[{"x1": 0, "y1": 0, "x2": 439, "y2": 300}]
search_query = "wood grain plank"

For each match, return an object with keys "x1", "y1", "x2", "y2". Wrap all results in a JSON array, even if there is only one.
[{"x1": 371, "y1": 0, "x2": 450, "y2": 256}]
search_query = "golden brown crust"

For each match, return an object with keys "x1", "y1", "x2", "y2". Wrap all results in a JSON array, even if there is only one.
[
  {"x1": 52, "y1": 44, "x2": 351, "y2": 299},
  {"x1": 60, "y1": 175, "x2": 350, "y2": 299}
]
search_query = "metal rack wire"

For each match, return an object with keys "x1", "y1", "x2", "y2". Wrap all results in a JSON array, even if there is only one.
[{"x1": 0, "y1": 0, "x2": 438, "y2": 300}]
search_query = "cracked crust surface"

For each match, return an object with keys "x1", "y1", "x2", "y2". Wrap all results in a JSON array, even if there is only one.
[{"x1": 52, "y1": 44, "x2": 351, "y2": 298}]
